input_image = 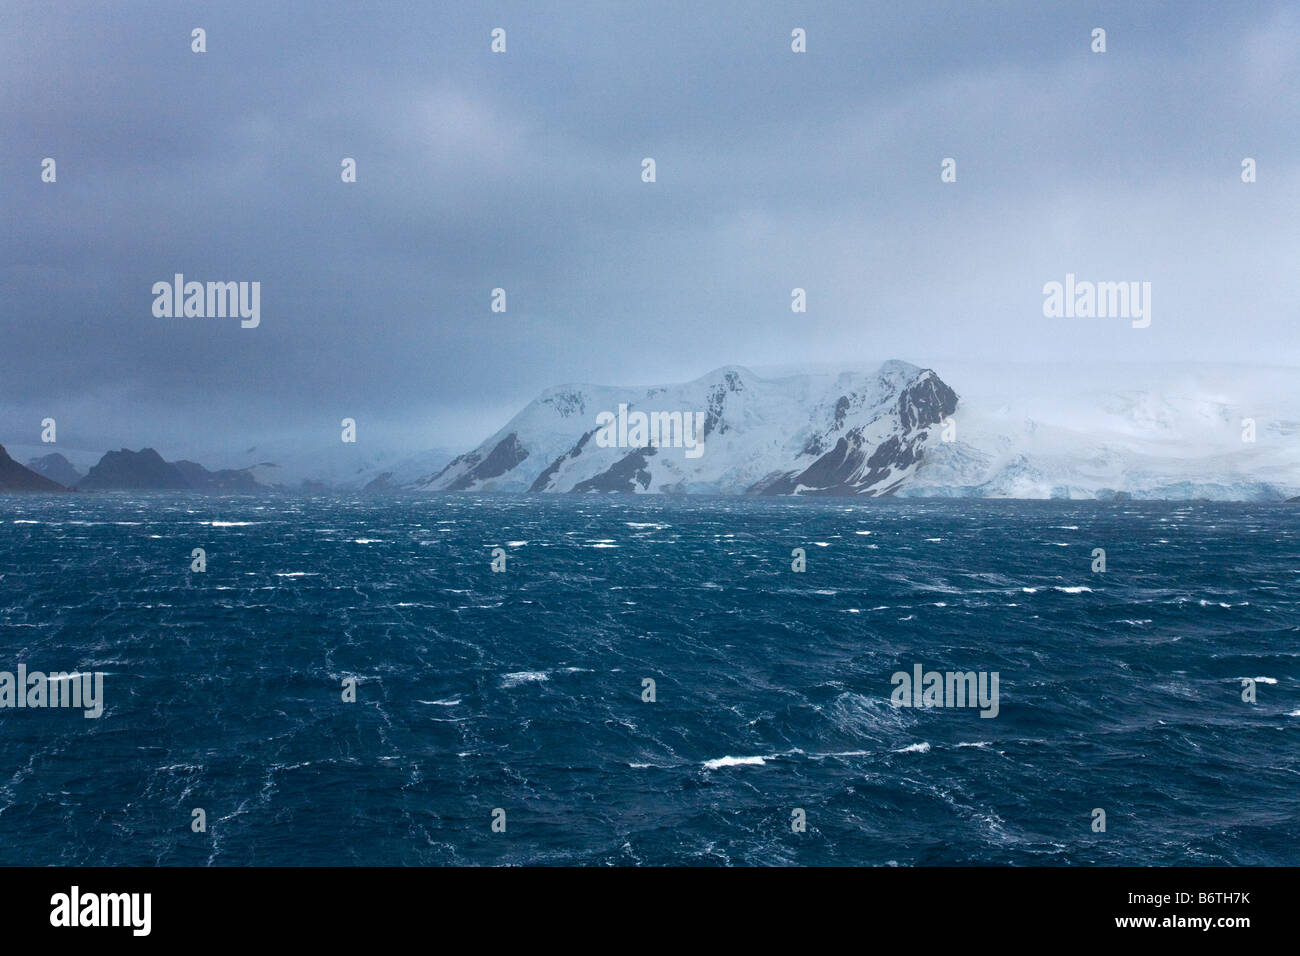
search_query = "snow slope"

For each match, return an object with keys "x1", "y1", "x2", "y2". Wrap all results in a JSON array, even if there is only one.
[
  {"x1": 415, "y1": 362, "x2": 956, "y2": 495},
  {"x1": 420, "y1": 360, "x2": 1300, "y2": 500},
  {"x1": 901, "y1": 362, "x2": 1300, "y2": 500}
]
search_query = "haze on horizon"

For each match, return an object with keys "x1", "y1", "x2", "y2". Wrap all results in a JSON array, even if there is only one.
[{"x1": 3, "y1": 0, "x2": 1299, "y2": 460}]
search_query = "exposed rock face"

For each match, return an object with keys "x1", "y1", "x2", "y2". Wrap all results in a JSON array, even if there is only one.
[
  {"x1": 0, "y1": 445, "x2": 68, "y2": 491},
  {"x1": 416, "y1": 361, "x2": 958, "y2": 496},
  {"x1": 446, "y1": 433, "x2": 528, "y2": 491},
  {"x1": 571, "y1": 446, "x2": 658, "y2": 493},
  {"x1": 26, "y1": 452, "x2": 82, "y2": 488},
  {"x1": 76, "y1": 448, "x2": 191, "y2": 490},
  {"x1": 749, "y1": 372, "x2": 958, "y2": 495}
]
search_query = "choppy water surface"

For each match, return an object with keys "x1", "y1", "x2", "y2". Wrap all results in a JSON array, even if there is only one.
[{"x1": 0, "y1": 493, "x2": 1296, "y2": 865}]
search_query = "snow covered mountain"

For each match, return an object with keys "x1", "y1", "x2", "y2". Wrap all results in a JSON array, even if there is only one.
[
  {"x1": 899, "y1": 362, "x2": 1300, "y2": 501},
  {"x1": 415, "y1": 361, "x2": 957, "y2": 495},
  {"x1": 417, "y1": 360, "x2": 1300, "y2": 500},
  {"x1": 8, "y1": 363, "x2": 1294, "y2": 499}
]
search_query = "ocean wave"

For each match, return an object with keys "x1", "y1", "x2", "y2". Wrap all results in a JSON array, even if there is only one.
[
  {"x1": 702, "y1": 755, "x2": 769, "y2": 770},
  {"x1": 500, "y1": 671, "x2": 550, "y2": 688}
]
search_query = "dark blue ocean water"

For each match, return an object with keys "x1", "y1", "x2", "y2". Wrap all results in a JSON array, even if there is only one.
[{"x1": 0, "y1": 493, "x2": 1296, "y2": 865}]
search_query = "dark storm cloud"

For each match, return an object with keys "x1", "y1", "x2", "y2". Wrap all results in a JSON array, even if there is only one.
[{"x1": 2, "y1": 0, "x2": 1297, "y2": 454}]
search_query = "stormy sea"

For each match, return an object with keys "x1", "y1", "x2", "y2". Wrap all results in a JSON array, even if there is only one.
[{"x1": 0, "y1": 494, "x2": 1296, "y2": 866}]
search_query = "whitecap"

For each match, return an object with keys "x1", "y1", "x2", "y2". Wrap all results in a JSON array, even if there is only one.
[
  {"x1": 500, "y1": 671, "x2": 549, "y2": 688},
  {"x1": 702, "y1": 755, "x2": 768, "y2": 770}
]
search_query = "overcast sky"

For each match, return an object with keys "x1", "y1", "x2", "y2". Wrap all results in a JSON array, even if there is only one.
[{"x1": 3, "y1": 0, "x2": 1298, "y2": 457}]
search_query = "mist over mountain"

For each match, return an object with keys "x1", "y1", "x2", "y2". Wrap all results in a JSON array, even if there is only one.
[
  {"x1": 6, "y1": 361, "x2": 1296, "y2": 500},
  {"x1": 220, "y1": 442, "x2": 454, "y2": 492},
  {"x1": 901, "y1": 362, "x2": 1300, "y2": 501},
  {"x1": 171, "y1": 460, "x2": 262, "y2": 492},
  {"x1": 26, "y1": 452, "x2": 82, "y2": 488},
  {"x1": 0, "y1": 439, "x2": 454, "y2": 494}
]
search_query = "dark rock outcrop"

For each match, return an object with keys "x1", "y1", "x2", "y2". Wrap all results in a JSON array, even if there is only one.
[
  {"x1": 441, "y1": 433, "x2": 529, "y2": 491},
  {"x1": 0, "y1": 445, "x2": 68, "y2": 491},
  {"x1": 749, "y1": 370, "x2": 958, "y2": 496},
  {"x1": 77, "y1": 448, "x2": 191, "y2": 490},
  {"x1": 530, "y1": 429, "x2": 597, "y2": 492},
  {"x1": 572, "y1": 446, "x2": 657, "y2": 492}
]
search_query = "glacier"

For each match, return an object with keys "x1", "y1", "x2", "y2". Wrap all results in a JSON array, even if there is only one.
[{"x1": 898, "y1": 362, "x2": 1300, "y2": 501}]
